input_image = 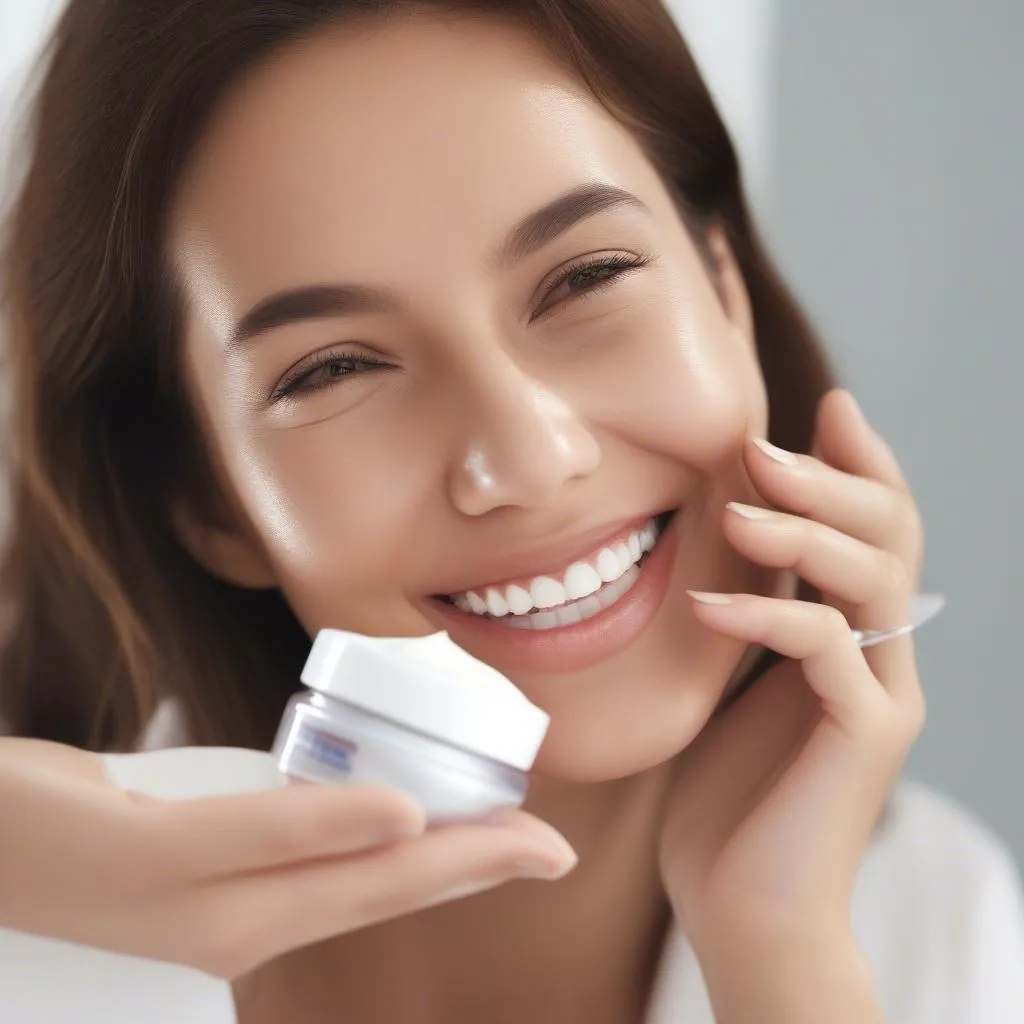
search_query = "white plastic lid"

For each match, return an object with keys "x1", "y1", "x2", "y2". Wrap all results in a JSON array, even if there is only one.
[{"x1": 301, "y1": 630, "x2": 550, "y2": 772}]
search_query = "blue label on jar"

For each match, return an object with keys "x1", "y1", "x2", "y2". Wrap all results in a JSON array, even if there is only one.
[{"x1": 297, "y1": 725, "x2": 358, "y2": 777}]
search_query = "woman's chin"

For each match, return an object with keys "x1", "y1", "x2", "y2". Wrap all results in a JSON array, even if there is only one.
[
  {"x1": 508, "y1": 601, "x2": 748, "y2": 783},
  {"x1": 527, "y1": 668, "x2": 727, "y2": 783}
]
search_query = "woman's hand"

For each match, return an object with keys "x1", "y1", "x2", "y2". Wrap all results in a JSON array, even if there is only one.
[
  {"x1": 0, "y1": 739, "x2": 576, "y2": 979},
  {"x1": 659, "y1": 389, "x2": 925, "y2": 1021}
]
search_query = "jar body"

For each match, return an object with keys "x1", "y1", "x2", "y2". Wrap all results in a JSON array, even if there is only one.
[{"x1": 272, "y1": 692, "x2": 528, "y2": 824}]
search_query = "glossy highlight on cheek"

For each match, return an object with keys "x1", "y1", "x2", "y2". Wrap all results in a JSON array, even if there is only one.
[{"x1": 236, "y1": 445, "x2": 318, "y2": 567}]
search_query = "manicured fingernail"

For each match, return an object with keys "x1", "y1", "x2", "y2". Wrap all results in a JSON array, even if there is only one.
[
  {"x1": 726, "y1": 501, "x2": 773, "y2": 521},
  {"x1": 688, "y1": 590, "x2": 733, "y2": 605},
  {"x1": 529, "y1": 832, "x2": 578, "y2": 877},
  {"x1": 524, "y1": 850, "x2": 579, "y2": 881},
  {"x1": 524, "y1": 847, "x2": 581, "y2": 880},
  {"x1": 752, "y1": 436, "x2": 798, "y2": 466}
]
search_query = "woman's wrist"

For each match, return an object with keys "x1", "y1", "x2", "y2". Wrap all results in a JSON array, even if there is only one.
[{"x1": 695, "y1": 927, "x2": 884, "y2": 1024}]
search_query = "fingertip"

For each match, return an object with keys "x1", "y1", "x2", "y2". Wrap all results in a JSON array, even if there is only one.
[
  {"x1": 481, "y1": 808, "x2": 578, "y2": 871},
  {"x1": 688, "y1": 589, "x2": 734, "y2": 607},
  {"x1": 746, "y1": 435, "x2": 800, "y2": 470}
]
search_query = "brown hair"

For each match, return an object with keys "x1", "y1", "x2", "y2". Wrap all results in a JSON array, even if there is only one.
[{"x1": 0, "y1": 0, "x2": 833, "y2": 752}]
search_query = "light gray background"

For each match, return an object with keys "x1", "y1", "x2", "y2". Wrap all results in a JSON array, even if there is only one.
[
  {"x1": 2, "y1": 0, "x2": 1022, "y2": 866},
  {"x1": 760, "y1": 1, "x2": 1024, "y2": 865}
]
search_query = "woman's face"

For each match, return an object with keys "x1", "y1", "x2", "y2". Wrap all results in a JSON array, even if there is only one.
[{"x1": 170, "y1": 13, "x2": 773, "y2": 780}]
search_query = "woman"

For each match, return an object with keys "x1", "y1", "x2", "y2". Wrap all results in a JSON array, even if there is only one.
[{"x1": 1, "y1": 1, "x2": 1022, "y2": 1021}]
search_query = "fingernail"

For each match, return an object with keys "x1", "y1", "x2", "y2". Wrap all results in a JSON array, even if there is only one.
[
  {"x1": 528, "y1": 832, "x2": 579, "y2": 879},
  {"x1": 726, "y1": 501, "x2": 773, "y2": 521},
  {"x1": 688, "y1": 590, "x2": 733, "y2": 606},
  {"x1": 520, "y1": 850, "x2": 579, "y2": 881},
  {"x1": 500, "y1": 812, "x2": 577, "y2": 866},
  {"x1": 752, "y1": 436, "x2": 798, "y2": 466}
]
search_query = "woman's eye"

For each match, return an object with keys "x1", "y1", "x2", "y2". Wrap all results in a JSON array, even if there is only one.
[
  {"x1": 537, "y1": 253, "x2": 649, "y2": 315},
  {"x1": 273, "y1": 353, "x2": 387, "y2": 402}
]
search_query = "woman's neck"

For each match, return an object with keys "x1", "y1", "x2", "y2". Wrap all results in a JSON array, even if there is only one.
[{"x1": 234, "y1": 764, "x2": 675, "y2": 1024}]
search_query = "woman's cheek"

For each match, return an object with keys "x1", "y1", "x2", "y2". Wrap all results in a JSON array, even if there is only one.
[
  {"x1": 230, "y1": 440, "x2": 322, "y2": 568},
  {"x1": 584, "y1": 307, "x2": 763, "y2": 467},
  {"x1": 229, "y1": 412, "x2": 446, "y2": 581}
]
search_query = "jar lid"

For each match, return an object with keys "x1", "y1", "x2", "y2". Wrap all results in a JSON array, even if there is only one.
[{"x1": 301, "y1": 630, "x2": 550, "y2": 772}]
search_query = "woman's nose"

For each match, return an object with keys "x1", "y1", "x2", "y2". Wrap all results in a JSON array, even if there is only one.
[{"x1": 447, "y1": 370, "x2": 601, "y2": 516}]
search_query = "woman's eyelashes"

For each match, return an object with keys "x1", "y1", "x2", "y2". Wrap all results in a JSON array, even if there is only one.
[
  {"x1": 272, "y1": 351, "x2": 389, "y2": 402},
  {"x1": 531, "y1": 251, "x2": 651, "y2": 321},
  {"x1": 269, "y1": 250, "x2": 652, "y2": 402}
]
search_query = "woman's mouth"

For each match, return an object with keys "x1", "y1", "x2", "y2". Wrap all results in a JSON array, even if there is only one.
[
  {"x1": 426, "y1": 510, "x2": 681, "y2": 674},
  {"x1": 445, "y1": 515, "x2": 664, "y2": 630}
]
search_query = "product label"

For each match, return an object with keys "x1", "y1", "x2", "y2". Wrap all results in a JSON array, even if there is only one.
[{"x1": 296, "y1": 725, "x2": 358, "y2": 777}]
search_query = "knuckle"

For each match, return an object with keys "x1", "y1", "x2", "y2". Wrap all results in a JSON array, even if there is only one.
[
  {"x1": 898, "y1": 499, "x2": 925, "y2": 544},
  {"x1": 874, "y1": 552, "x2": 911, "y2": 599},
  {"x1": 891, "y1": 497, "x2": 925, "y2": 560},
  {"x1": 818, "y1": 604, "x2": 851, "y2": 639}
]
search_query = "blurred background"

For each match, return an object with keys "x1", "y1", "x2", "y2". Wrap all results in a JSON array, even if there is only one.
[{"x1": 2, "y1": 0, "x2": 1022, "y2": 864}]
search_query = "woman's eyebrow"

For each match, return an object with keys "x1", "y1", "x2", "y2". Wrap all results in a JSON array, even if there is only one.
[
  {"x1": 231, "y1": 182, "x2": 649, "y2": 346},
  {"x1": 490, "y1": 181, "x2": 650, "y2": 270},
  {"x1": 232, "y1": 283, "x2": 396, "y2": 345}
]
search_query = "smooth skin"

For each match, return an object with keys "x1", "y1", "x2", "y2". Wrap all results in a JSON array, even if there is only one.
[
  {"x1": 0, "y1": 13, "x2": 925, "y2": 1024},
  {"x1": 0, "y1": 389, "x2": 922, "y2": 1023}
]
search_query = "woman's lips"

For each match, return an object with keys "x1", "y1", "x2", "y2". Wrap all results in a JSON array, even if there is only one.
[{"x1": 423, "y1": 511, "x2": 682, "y2": 675}]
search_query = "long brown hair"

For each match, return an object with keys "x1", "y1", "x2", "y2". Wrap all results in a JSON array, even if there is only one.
[{"x1": 0, "y1": 0, "x2": 833, "y2": 752}]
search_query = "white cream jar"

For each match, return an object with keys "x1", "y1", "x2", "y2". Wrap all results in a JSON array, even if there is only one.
[{"x1": 272, "y1": 631, "x2": 549, "y2": 823}]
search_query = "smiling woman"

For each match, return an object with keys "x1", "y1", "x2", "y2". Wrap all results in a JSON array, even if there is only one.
[
  {"x1": 158, "y1": 7, "x2": 797, "y2": 781},
  {"x1": 0, "y1": 2, "x2": 1022, "y2": 1024}
]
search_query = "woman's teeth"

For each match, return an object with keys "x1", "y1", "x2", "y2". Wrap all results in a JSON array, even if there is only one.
[{"x1": 450, "y1": 518, "x2": 659, "y2": 631}]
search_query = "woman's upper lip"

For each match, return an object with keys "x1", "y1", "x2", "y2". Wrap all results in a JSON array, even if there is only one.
[{"x1": 428, "y1": 512, "x2": 663, "y2": 597}]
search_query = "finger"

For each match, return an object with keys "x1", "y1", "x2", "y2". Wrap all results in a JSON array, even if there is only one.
[
  {"x1": 688, "y1": 593, "x2": 892, "y2": 734},
  {"x1": 200, "y1": 811, "x2": 577, "y2": 975},
  {"x1": 743, "y1": 440, "x2": 920, "y2": 561},
  {"x1": 815, "y1": 389, "x2": 909, "y2": 493},
  {"x1": 722, "y1": 503, "x2": 911, "y2": 625},
  {"x1": 721, "y1": 500, "x2": 922, "y2": 694},
  {"x1": 143, "y1": 784, "x2": 428, "y2": 880},
  {"x1": 812, "y1": 392, "x2": 926, "y2": 687}
]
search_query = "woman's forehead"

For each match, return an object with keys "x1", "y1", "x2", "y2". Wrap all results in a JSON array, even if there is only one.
[{"x1": 167, "y1": 13, "x2": 660, "y2": 298}]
